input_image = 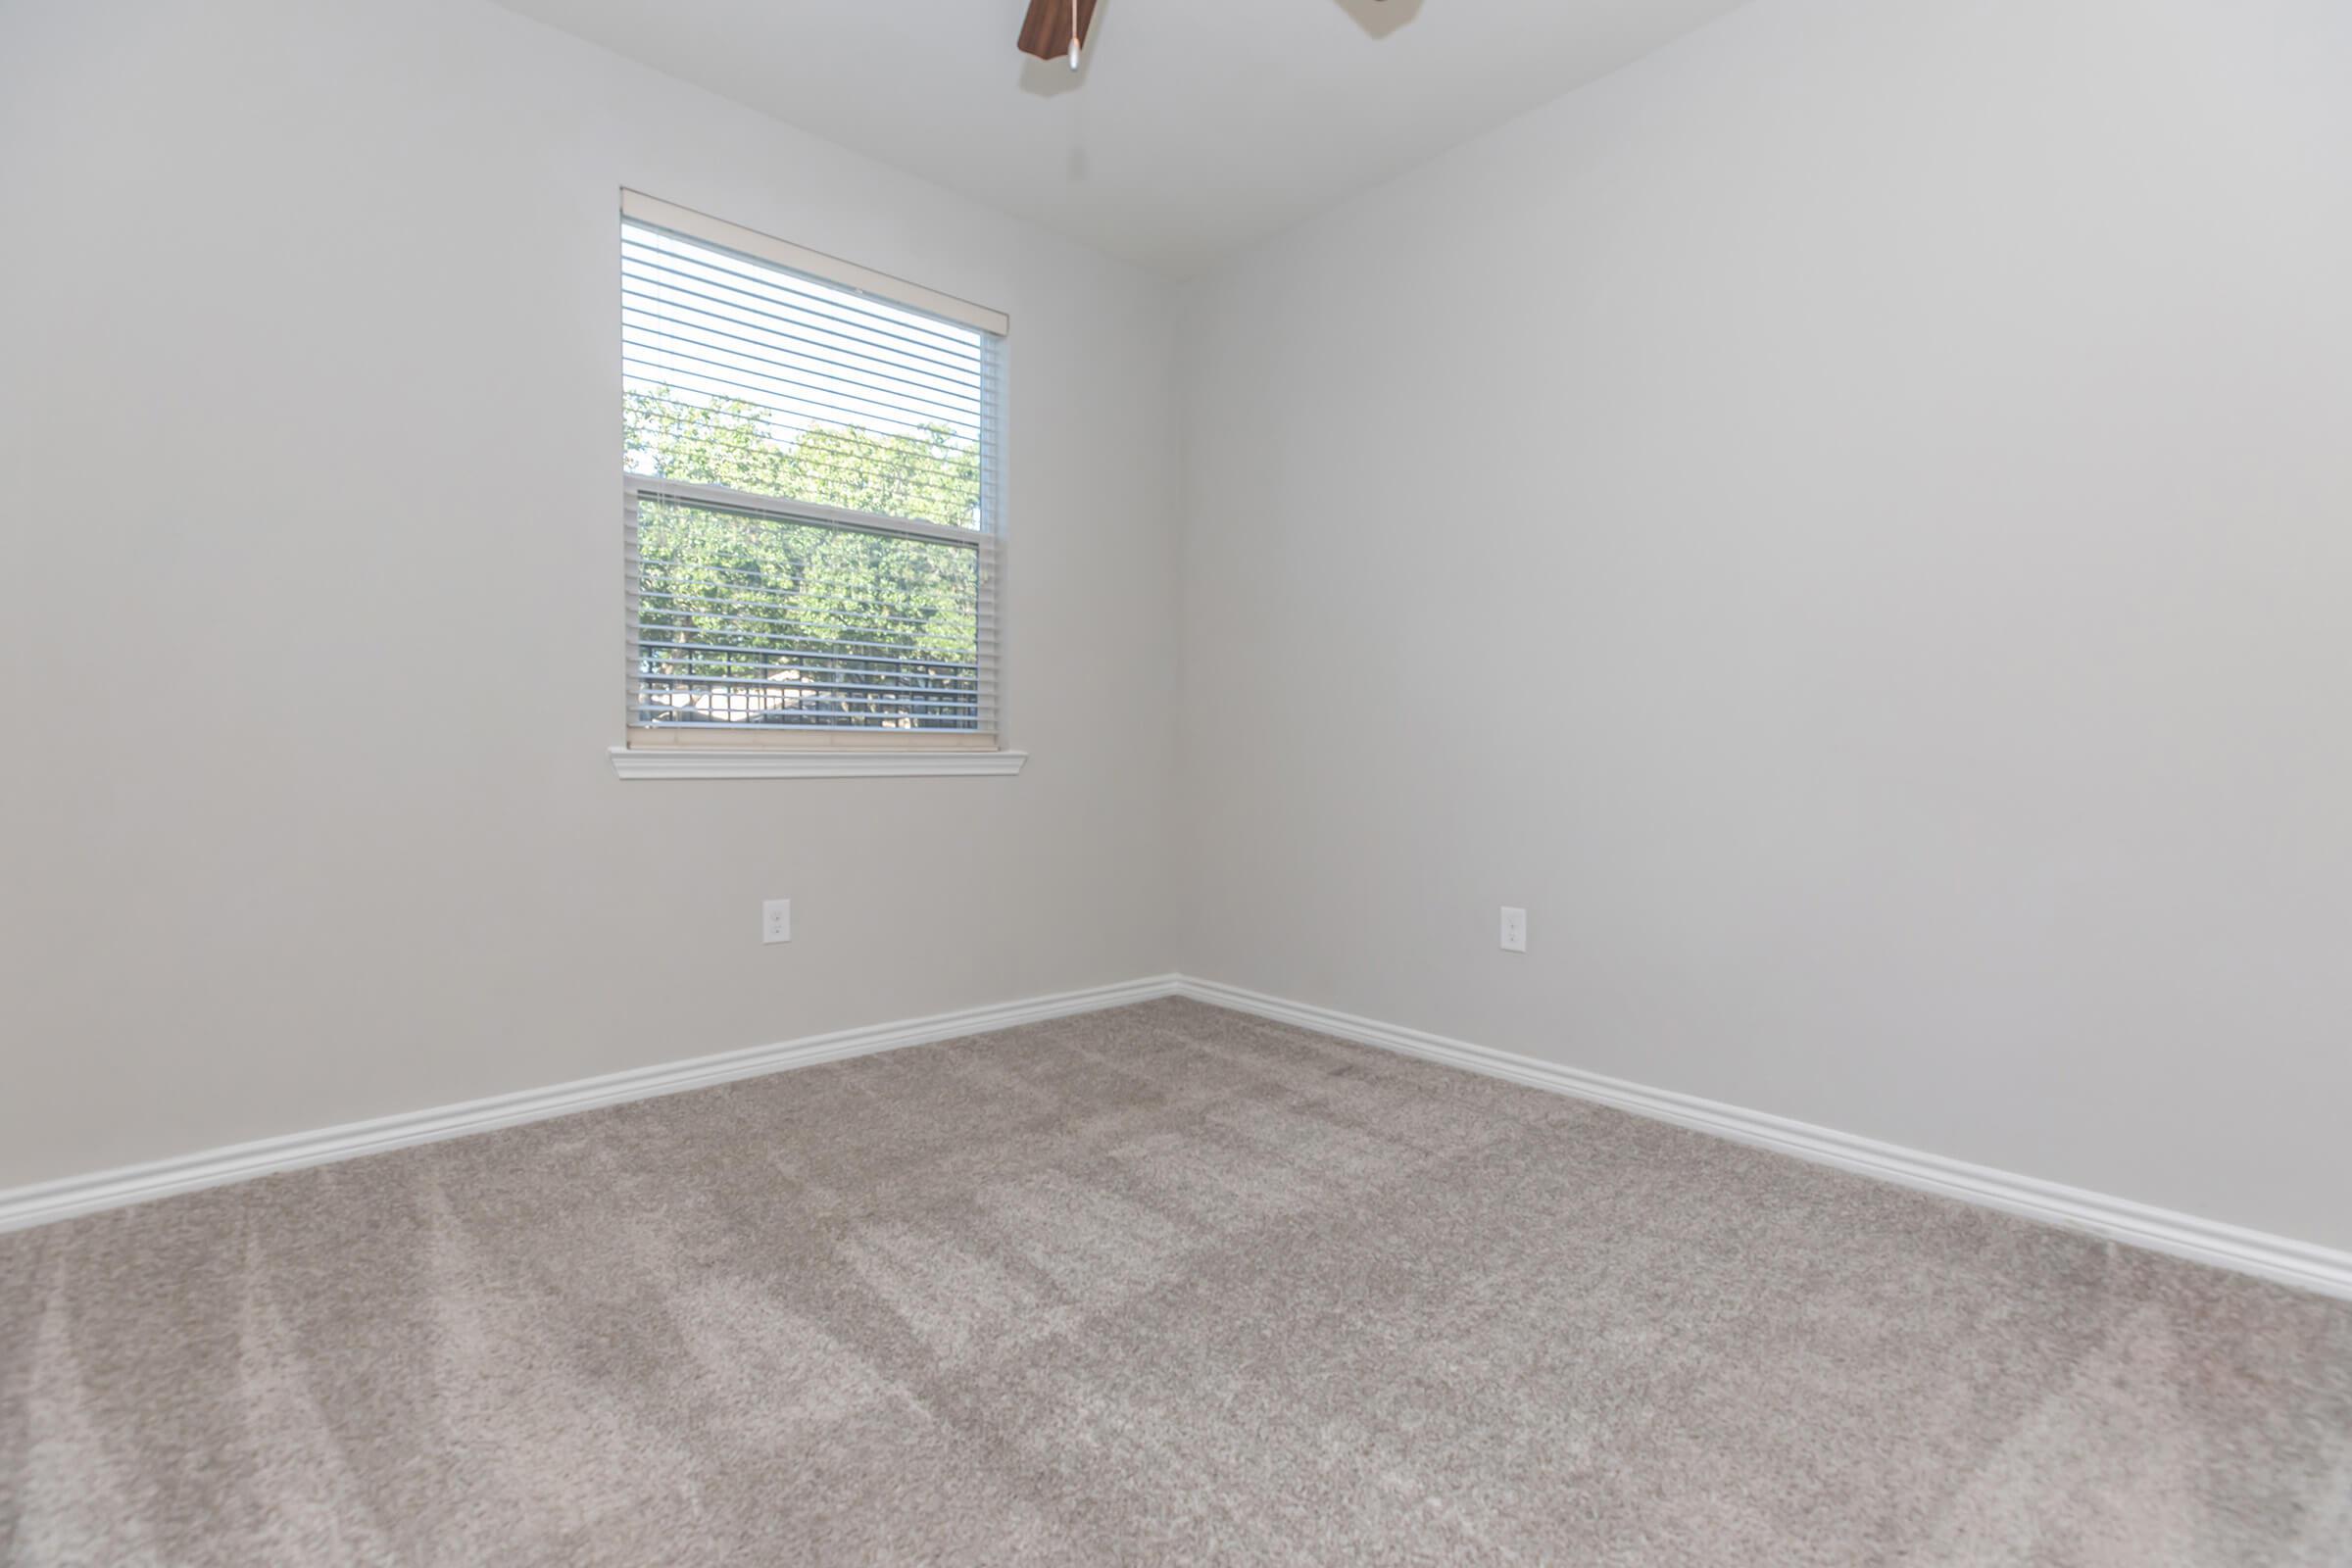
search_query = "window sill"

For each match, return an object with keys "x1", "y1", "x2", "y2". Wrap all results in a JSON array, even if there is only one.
[{"x1": 608, "y1": 746, "x2": 1028, "y2": 780}]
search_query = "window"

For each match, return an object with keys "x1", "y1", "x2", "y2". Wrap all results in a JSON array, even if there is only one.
[{"x1": 616, "y1": 192, "x2": 1011, "y2": 771}]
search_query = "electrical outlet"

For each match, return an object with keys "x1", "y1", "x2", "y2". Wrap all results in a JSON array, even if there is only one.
[
  {"x1": 1499, "y1": 906, "x2": 1527, "y2": 953},
  {"x1": 762, "y1": 899, "x2": 792, "y2": 945}
]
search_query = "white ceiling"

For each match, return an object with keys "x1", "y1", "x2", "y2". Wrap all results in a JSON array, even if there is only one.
[{"x1": 494, "y1": 0, "x2": 1751, "y2": 274}]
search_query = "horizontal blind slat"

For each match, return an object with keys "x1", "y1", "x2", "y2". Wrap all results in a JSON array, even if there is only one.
[
  {"x1": 620, "y1": 306, "x2": 987, "y2": 408},
  {"x1": 636, "y1": 672, "x2": 981, "y2": 702},
  {"x1": 622, "y1": 342, "x2": 983, "y2": 429},
  {"x1": 621, "y1": 236, "x2": 989, "y2": 368},
  {"x1": 620, "y1": 290, "x2": 987, "y2": 405}
]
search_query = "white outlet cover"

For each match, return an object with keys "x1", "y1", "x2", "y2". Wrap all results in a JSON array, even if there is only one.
[
  {"x1": 1499, "y1": 906, "x2": 1527, "y2": 953},
  {"x1": 762, "y1": 899, "x2": 792, "y2": 944}
]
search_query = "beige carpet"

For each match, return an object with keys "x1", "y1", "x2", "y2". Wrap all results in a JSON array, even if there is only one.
[{"x1": 2, "y1": 998, "x2": 2348, "y2": 1566}]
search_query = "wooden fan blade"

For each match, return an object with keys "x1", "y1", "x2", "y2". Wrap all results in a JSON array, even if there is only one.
[{"x1": 1017, "y1": 0, "x2": 1099, "y2": 62}]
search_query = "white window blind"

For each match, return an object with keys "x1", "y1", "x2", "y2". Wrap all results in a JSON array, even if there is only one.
[{"x1": 619, "y1": 192, "x2": 1005, "y2": 741}]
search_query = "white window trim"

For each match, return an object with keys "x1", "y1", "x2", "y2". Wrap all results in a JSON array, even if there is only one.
[
  {"x1": 615, "y1": 192, "x2": 1015, "y2": 776},
  {"x1": 609, "y1": 747, "x2": 1027, "y2": 780}
]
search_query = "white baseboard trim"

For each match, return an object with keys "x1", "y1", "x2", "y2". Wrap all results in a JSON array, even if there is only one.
[
  {"x1": 12, "y1": 972, "x2": 2344, "y2": 1301},
  {"x1": 1174, "y1": 977, "x2": 2352, "y2": 1301},
  {"x1": 0, "y1": 975, "x2": 1181, "y2": 1235}
]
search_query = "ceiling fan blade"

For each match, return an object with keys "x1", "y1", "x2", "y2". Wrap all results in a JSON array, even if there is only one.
[{"x1": 1017, "y1": 0, "x2": 1100, "y2": 63}]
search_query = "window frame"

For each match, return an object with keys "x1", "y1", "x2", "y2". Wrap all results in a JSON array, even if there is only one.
[{"x1": 611, "y1": 191, "x2": 1020, "y2": 778}]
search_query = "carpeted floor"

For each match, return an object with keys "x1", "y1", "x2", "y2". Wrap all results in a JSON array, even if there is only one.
[{"x1": 2, "y1": 999, "x2": 2348, "y2": 1566}]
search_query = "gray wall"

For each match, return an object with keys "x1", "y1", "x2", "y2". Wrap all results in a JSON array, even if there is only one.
[
  {"x1": 0, "y1": 0, "x2": 1183, "y2": 1187},
  {"x1": 1176, "y1": 0, "x2": 2352, "y2": 1250}
]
